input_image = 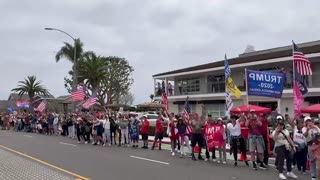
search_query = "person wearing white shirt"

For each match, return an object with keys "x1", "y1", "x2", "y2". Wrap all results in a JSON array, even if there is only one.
[
  {"x1": 302, "y1": 116, "x2": 320, "y2": 180},
  {"x1": 273, "y1": 119, "x2": 298, "y2": 180},
  {"x1": 102, "y1": 115, "x2": 111, "y2": 147},
  {"x1": 287, "y1": 116, "x2": 308, "y2": 174},
  {"x1": 227, "y1": 115, "x2": 249, "y2": 167}
]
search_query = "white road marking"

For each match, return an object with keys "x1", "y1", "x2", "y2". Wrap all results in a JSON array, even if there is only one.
[
  {"x1": 23, "y1": 135, "x2": 33, "y2": 138},
  {"x1": 59, "y1": 142, "x2": 77, "y2": 147},
  {"x1": 130, "y1": 156, "x2": 170, "y2": 165}
]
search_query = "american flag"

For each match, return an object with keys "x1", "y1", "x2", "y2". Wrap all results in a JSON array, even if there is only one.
[
  {"x1": 161, "y1": 92, "x2": 169, "y2": 112},
  {"x1": 293, "y1": 41, "x2": 312, "y2": 75},
  {"x1": 82, "y1": 92, "x2": 97, "y2": 109},
  {"x1": 71, "y1": 86, "x2": 85, "y2": 102},
  {"x1": 181, "y1": 96, "x2": 191, "y2": 120},
  {"x1": 35, "y1": 100, "x2": 47, "y2": 112}
]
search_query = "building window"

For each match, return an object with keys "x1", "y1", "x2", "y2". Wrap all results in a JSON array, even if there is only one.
[
  {"x1": 178, "y1": 78, "x2": 200, "y2": 95},
  {"x1": 207, "y1": 75, "x2": 225, "y2": 93},
  {"x1": 205, "y1": 104, "x2": 226, "y2": 118}
]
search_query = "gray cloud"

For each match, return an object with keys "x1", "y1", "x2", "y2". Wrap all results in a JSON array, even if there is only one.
[{"x1": 1, "y1": 0, "x2": 320, "y2": 104}]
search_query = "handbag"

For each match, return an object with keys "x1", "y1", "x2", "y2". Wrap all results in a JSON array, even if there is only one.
[{"x1": 280, "y1": 131, "x2": 295, "y2": 156}]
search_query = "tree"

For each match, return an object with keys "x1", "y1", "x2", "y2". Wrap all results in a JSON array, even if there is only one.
[
  {"x1": 64, "y1": 56, "x2": 134, "y2": 106},
  {"x1": 56, "y1": 38, "x2": 85, "y2": 94},
  {"x1": 55, "y1": 38, "x2": 84, "y2": 63},
  {"x1": 78, "y1": 52, "x2": 107, "y2": 93},
  {"x1": 11, "y1": 76, "x2": 50, "y2": 110},
  {"x1": 149, "y1": 94, "x2": 154, "y2": 102},
  {"x1": 101, "y1": 56, "x2": 134, "y2": 105},
  {"x1": 119, "y1": 92, "x2": 135, "y2": 106}
]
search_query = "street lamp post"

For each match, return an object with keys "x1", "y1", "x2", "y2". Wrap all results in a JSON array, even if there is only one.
[{"x1": 45, "y1": 28, "x2": 78, "y2": 112}]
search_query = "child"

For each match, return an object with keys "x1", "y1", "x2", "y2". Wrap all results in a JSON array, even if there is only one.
[{"x1": 311, "y1": 133, "x2": 320, "y2": 180}]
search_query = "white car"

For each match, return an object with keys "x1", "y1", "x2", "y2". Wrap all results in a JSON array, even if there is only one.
[{"x1": 139, "y1": 113, "x2": 159, "y2": 126}]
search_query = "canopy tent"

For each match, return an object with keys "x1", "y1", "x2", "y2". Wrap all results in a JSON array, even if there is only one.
[
  {"x1": 301, "y1": 104, "x2": 320, "y2": 114},
  {"x1": 230, "y1": 104, "x2": 272, "y2": 114}
]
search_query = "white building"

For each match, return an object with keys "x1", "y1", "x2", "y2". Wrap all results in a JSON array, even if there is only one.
[{"x1": 152, "y1": 41, "x2": 320, "y2": 118}]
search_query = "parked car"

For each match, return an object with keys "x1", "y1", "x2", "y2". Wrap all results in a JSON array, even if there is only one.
[{"x1": 139, "y1": 113, "x2": 168, "y2": 127}]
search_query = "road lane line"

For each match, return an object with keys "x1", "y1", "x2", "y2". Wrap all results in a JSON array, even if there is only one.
[
  {"x1": 23, "y1": 135, "x2": 33, "y2": 138},
  {"x1": 0, "y1": 144, "x2": 90, "y2": 180},
  {"x1": 130, "y1": 156, "x2": 170, "y2": 165},
  {"x1": 59, "y1": 142, "x2": 77, "y2": 147}
]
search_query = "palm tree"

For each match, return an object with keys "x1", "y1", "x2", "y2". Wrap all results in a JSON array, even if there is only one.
[
  {"x1": 12, "y1": 76, "x2": 50, "y2": 111},
  {"x1": 55, "y1": 38, "x2": 84, "y2": 63},
  {"x1": 150, "y1": 94, "x2": 154, "y2": 102},
  {"x1": 78, "y1": 52, "x2": 108, "y2": 93}
]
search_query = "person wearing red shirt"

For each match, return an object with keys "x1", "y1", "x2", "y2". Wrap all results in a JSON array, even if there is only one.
[
  {"x1": 169, "y1": 116, "x2": 178, "y2": 156},
  {"x1": 258, "y1": 114, "x2": 271, "y2": 166},
  {"x1": 140, "y1": 115, "x2": 150, "y2": 149},
  {"x1": 151, "y1": 112, "x2": 165, "y2": 150}
]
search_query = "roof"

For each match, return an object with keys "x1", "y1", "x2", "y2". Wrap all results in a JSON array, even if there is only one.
[
  {"x1": 56, "y1": 95, "x2": 71, "y2": 99},
  {"x1": 8, "y1": 93, "x2": 55, "y2": 101},
  {"x1": 153, "y1": 40, "x2": 320, "y2": 77}
]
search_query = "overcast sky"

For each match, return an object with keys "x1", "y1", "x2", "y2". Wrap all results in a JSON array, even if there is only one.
[{"x1": 1, "y1": 0, "x2": 319, "y2": 104}]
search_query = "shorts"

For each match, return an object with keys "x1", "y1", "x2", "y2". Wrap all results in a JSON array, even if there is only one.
[
  {"x1": 155, "y1": 132, "x2": 163, "y2": 140},
  {"x1": 191, "y1": 133, "x2": 203, "y2": 147},
  {"x1": 31, "y1": 124, "x2": 36, "y2": 128},
  {"x1": 248, "y1": 135, "x2": 264, "y2": 154},
  {"x1": 141, "y1": 133, "x2": 148, "y2": 141},
  {"x1": 96, "y1": 126, "x2": 103, "y2": 137},
  {"x1": 48, "y1": 124, "x2": 53, "y2": 129}
]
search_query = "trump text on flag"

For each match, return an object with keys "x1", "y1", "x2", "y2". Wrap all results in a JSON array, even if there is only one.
[{"x1": 247, "y1": 70, "x2": 285, "y2": 99}]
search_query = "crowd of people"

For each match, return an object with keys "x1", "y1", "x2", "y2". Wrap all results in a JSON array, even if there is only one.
[{"x1": 0, "y1": 107, "x2": 320, "y2": 180}]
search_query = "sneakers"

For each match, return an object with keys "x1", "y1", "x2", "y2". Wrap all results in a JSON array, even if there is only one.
[
  {"x1": 85, "y1": 141, "x2": 88, "y2": 144},
  {"x1": 286, "y1": 172, "x2": 297, "y2": 179},
  {"x1": 234, "y1": 161, "x2": 238, "y2": 166},
  {"x1": 252, "y1": 162, "x2": 258, "y2": 170},
  {"x1": 191, "y1": 155, "x2": 197, "y2": 161},
  {"x1": 212, "y1": 158, "x2": 217, "y2": 162},
  {"x1": 259, "y1": 163, "x2": 267, "y2": 170},
  {"x1": 180, "y1": 154, "x2": 183, "y2": 158},
  {"x1": 77, "y1": 141, "x2": 81, "y2": 144},
  {"x1": 244, "y1": 161, "x2": 249, "y2": 166},
  {"x1": 222, "y1": 161, "x2": 227, "y2": 164},
  {"x1": 198, "y1": 156, "x2": 204, "y2": 161},
  {"x1": 204, "y1": 158, "x2": 209, "y2": 162},
  {"x1": 279, "y1": 173, "x2": 287, "y2": 179},
  {"x1": 171, "y1": 152, "x2": 175, "y2": 156}
]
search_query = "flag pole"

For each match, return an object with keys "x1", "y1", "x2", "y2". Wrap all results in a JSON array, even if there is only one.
[
  {"x1": 292, "y1": 41, "x2": 296, "y2": 118},
  {"x1": 245, "y1": 68, "x2": 249, "y2": 110}
]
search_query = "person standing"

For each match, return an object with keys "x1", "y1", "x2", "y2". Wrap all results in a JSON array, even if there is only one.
[
  {"x1": 273, "y1": 119, "x2": 298, "y2": 179},
  {"x1": 130, "y1": 115, "x2": 140, "y2": 148},
  {"x1": 311, "y1": 133, "x2": 320, "y2": 180},
  {"x1": 227, "y1": 115, "x2": 249, "y2": 167},
  {"x1": 119, "y1": 115, "x2": 129, "y2": 147},
  {"x1": 140, "y1": 115, "x2": 150, "y2": 149},
  {"x1": 246, "y1": 110, "x2": 267, "y2": 170},
  {"x1": 190, "y1": 105, "x2": 206, "y2": 161},
  {"x1": 288, "y1": 116, "x2": 308, "y2": 174},
  {"x1": 103, "y1": 115, "x2": 111, "y2": 147},
  {"x1": 177, "y1": 116, "x2": 191, "y2": 158},
  {"x1": 110, "y1": 115, "x2": 117, "y2": 145},
  {"x1": 151, "y1": 112, "x2": 165, "y2": 150},
  {"x1": 47, "y1": 113, "x2": 54, "y2": 135},
  {"x1": 168, "y1": 115, "x2": 178, "y2": 156},
  {"x1": 303, "y1": 116, "x2": 320, "y2": 180}
]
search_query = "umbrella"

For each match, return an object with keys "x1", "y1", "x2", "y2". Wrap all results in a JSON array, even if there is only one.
[
  {"x1": 230, "y1": 104, "x2": 272, "y2": 114},
  {"x1": 301, "y1": 104, "x2": 320, "y2": 114}
]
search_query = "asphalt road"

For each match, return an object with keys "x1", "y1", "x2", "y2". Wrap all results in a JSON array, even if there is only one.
[{"x1": 0, "y1": 131, "x2": 305, "y2": 180}]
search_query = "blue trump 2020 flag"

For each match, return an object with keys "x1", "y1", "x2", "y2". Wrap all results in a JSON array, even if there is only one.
[{"x1": 247, "y1": 70, "x2": 285, "y2": 99}]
